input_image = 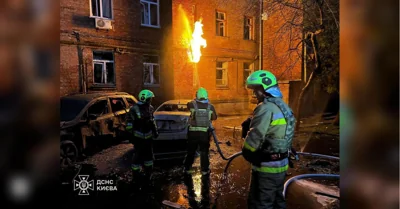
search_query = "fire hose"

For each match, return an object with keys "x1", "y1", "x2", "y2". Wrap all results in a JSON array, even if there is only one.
[{"x1": 209, "y1": 123, "x2": 340, "y2": 209}]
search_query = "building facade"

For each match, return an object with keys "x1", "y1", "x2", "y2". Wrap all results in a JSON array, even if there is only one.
[
  {"x1": 171, "y1": 0, "x2": 260, "y2": 113},
  {"x1": 60, "y1": 0, "x2": 173, "y2": 105},
  {"x1": 60, "y1": 0, "x2": 302, "y2": 110}
]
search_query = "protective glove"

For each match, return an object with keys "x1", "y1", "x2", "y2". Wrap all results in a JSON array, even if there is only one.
[
  {"x1": 241, "y1": 117, "x2": 252, "y2": 139},
  {"x1": 242, "y1": 147, "x2": 261, "y2": 166}
]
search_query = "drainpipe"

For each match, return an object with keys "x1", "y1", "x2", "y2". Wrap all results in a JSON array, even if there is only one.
[
  {"x1": 259, "y1": 0, "x2": 263, "y2": 70},
  {"x1": 73, "y1": 31, "x2": 86, "y2": 94}
]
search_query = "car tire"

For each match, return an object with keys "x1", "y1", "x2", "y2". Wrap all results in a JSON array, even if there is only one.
[{"x1": 60, "y1": 140, "x2": 78, "y2": 168}]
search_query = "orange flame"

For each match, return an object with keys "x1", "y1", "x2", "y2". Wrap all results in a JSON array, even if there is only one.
[{"x1": 188, "y1": 19, "x2": 207, "y2": 63}]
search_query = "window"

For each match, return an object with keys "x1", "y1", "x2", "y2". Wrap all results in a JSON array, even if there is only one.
[
  {"x1": 216, "y1": 61, "x2": 228, "y2": 86},
  {"x1": 93, "y1": 51, "x2": 115, "y2": 85},
  {"x1": 216, "y1": 11, "x2": 226, "y2": 36},
  {"x1": 126, "y1": 98, "x2": 136, "y2": 107},
  {"x1": 243, "y1": 62, "x2": 254, "y2": 86},
  {"x1": 91, "y1": 0, "x2": 113, "y2": 19},
  {"x1": 244, "y1": 16, "x2": 253, "y2": 40},
  {"x1": 110, "y1": 97, "x2": 126, "y2": 112},
  {"x1": 143, "y1": 55, "x2": 160, "y2": 86},
  {"x1": 156, "y1": 104, "x2": 189, "y2": 112},
  {"x1": 87, "y1": 100, "x2": 109, "y2": 117},
  {"x1": 140, "y1": 0, "x2": 160, "y2": 27}
]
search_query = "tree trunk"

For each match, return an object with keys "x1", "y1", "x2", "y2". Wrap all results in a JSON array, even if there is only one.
[
  {"x1": 295, "y1": 33, "x2": 321, "y2": 131},
  {"x1": 294, "y1": 70, "x2": 315, "y2": 131}
]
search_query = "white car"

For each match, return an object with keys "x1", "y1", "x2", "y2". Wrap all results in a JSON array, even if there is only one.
[{"x1": 153, "y1": 99, "x2": 192, "y2": 160}]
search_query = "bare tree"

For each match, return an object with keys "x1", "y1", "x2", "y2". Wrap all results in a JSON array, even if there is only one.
[{"x1": 262, "y1": 0, "x2": 339, "y2": 130}]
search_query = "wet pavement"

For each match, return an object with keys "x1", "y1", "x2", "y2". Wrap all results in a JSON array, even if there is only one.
[{"x1": 60, "y1": 114, "x2": 340, "y2": 209}]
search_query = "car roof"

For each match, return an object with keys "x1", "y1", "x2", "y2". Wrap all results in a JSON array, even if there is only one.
[
  {"x1": 161, "y1": 99, "x2": 192, "y2": 105},
  {"x1": 61, "y1": 92, "x2": 135, "y2": 102}
]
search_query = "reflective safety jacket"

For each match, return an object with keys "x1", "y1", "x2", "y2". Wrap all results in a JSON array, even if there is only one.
[
  {"x1": 126, "y1": 102, "x2": 158, "y2": 139},
  {"x1": 242, "y1": 97, "x2": 296, "y2": 173},
  {"x1": 187, "y1": 100, "x2": 217, "y2": 132}
]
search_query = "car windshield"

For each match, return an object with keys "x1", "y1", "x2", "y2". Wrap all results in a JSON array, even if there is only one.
[
  {"x1": 60, "y1": 98, "x2": 89, "y2": 121},
  {"x1": 156, "y1": 103, "x2": 189, "y2": 112}
]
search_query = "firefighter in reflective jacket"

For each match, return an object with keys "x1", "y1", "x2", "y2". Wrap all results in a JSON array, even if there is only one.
[
  {"x1": 184, "y1": 87, "x2": 217, "y2": 176},
  {"x1": 243, "y1": 70, "x2": 296, "y2": 209},
  {"x1": 126, "y1": 89, "x2": 159, "y2": 190}
]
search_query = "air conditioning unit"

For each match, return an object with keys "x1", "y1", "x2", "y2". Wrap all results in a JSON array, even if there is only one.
[{"x1": 95, "y1": 18, "x2": 113, "y2": 30}]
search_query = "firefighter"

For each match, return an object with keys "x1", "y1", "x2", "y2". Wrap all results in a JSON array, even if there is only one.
[
  {"x1": 126, "y1": 89, "x2": 159, "y2": 191},
  {"x1": 184, "y1": 87, "x2": 218, "y2": 176},
  {"x1": 242, "y1": 70, "x2": 296, "y2": 209}
]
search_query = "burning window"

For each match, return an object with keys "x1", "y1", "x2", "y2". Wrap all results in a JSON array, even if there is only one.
[
  {"x1": 143, "y1": 55, "x2": 160, "y2": 86},
  {"x1": 216, "y1": 11, "x2": 226, "y2": 36},
  {"x1": 243, "y1": 62, "x2": 254, "y2": 86},
  {"x1": 140, "y1": 0, "x2": 159, "y2": 27},
  {"x1": 91, "y1": 0, "x2": 113, "y2": 19},
  {"x1": 93, "y1": 51, "x2": 115, "y2": 85},
  {"x1": 244, "y1": 16, "x2": 253, "y2": 40},
  {"x1": 216, "y1": 61, "x2": 228, "y2": 87}
]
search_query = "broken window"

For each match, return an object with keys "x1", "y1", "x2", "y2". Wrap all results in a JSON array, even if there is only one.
[
  {"x1": 87, "y1": 100, "x2": 109, "y2": 118},
  {"x1": 93, "y1": 51, "x2": 115, "y2": 85},
  {"x1": 110, "y1": 97, "x2": 126, "y2": 112},
  {"x1": 243, "y1": 62, "x2": 254, "y2": 87},
  {"x1": 143, "y1": 55, "x2": 160, "y2": 86},
  {"x1": 91, "y1": 0, "x2": 113, "y2": 19},
  {"x1": 216, "y1": 61, "x2": 228, "y2": 87},
  {"x1": 216, "y1": 11, "x2": 226, "y2": 36},
  {"x1": 140, "y1": 0, "x2": 159, "y2": 27},
  {"x1": 244, "y1": 16, "x2": 253, "y2": 40},
  {"x1": 126, "y1": 98, "x2": 136, "y2": 107}
]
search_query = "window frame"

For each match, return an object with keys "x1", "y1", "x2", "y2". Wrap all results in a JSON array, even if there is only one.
[
  {"x1": 243, "y1": 62, "x2": 254, "y2": 87},
  {"x1": 216, "y1": 10, "x2": 227, "y2": 37},
  {"x1": 244, "y1": 16, "x2": 254, "y2": 40},
  {"x1": 84, "y1": 99, "x2": 110, "y2": 120},
  {"x1": 143, "y1": 55, "x2": 160, "y2": 87},
  {"x1": 216, "y1": 61, "x2": 228, "y2": 87},
  {"x1": 89, "y1": 0, "x2": 114, "y2": 20},
  {"x1": 92, "y1": 51, "x2": 115, "y2": 86},
  {"x1": 109, "y1": 97, "x2": 127, "y2": 113},
  {"x1": 140, "y1": 0, "x2": 160, "y2": 28}
]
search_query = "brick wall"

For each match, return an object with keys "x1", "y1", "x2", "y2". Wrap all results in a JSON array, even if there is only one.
[
  {"x1": 172, "y1": 0, "x2": 260, "y2": 105},
  {"x1": 262, "y1": 2, "x2": 302, "y2": 81},
  {"x1": 60, "y1": 0, "x2": 173, "y2": 106}
]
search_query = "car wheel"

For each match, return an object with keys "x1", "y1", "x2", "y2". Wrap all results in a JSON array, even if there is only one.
[{"x1": 60, "y1": 140, "x2": 78, "y2": 168}]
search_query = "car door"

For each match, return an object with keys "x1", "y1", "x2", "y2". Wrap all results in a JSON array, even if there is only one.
[
  {"x1": 82, "y1": 98, "x2": 114, "y2": 138},
  {"x1": 108, "y1": 96, "x2": 129, "y2": 136}
]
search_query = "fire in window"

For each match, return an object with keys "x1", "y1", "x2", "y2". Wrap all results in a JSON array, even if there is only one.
[
  {"x1": 93, "y1": 51, "x2": 115, "y2": 85},
  {"x1": 140, "y1": 0, "x2": 160, "y2": 27},
  {"x1": 143, "y1": 55, "x2": 160, "y2": 86}
]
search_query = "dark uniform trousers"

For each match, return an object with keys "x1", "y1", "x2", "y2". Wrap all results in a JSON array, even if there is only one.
[
  {"x1": 183, "y1": 131, "x2": 211, "y2": 173},
  {"x1": 248, "y1": 171, "x2": 287, "y2": 209}
]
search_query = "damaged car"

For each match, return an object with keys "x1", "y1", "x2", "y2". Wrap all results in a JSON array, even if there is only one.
[
  {"x1": 153, "y1": 99, "x2": 192, "y2": 160},
  {"x1": 60, "y1": 92, "x2": 137, "y2": 167}
]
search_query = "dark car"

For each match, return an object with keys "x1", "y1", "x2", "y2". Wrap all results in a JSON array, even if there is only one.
[{"x1": 60, "y1": 92, "x2": 137, "y2": 167}]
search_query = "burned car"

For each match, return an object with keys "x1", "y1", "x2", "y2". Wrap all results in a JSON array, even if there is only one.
[
  {"x1": 60, "y1": 92, "x2": 137, "y2": 167},
  {"x1": 153, "y1": 99, "x2": 192, "y2": 160}
]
